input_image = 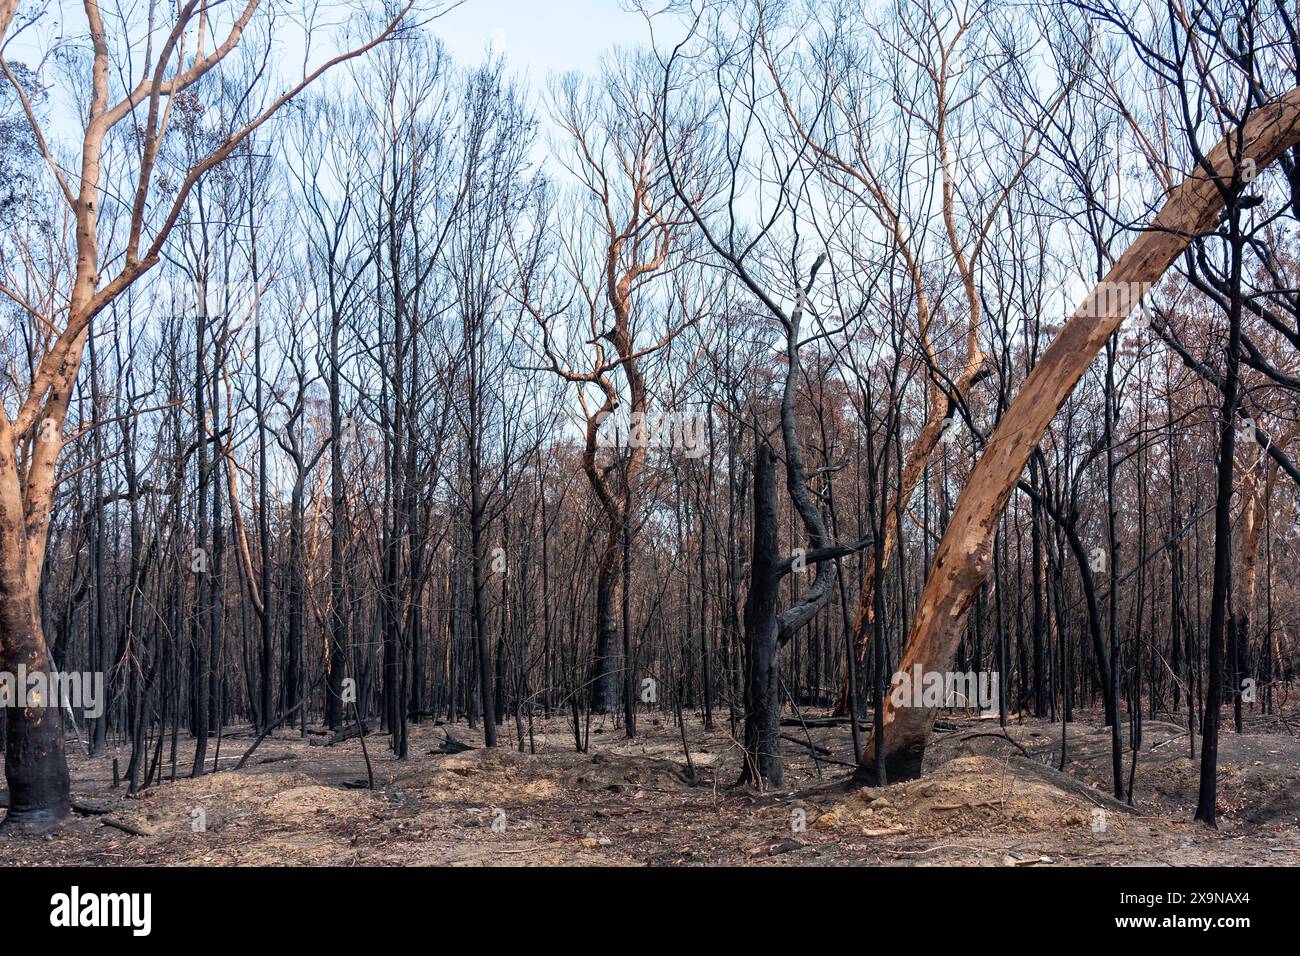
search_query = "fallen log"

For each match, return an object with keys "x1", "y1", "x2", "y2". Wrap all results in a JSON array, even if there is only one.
[
  {"x1": 779, "y1": 733, "x2": 832, "y2": 756},
  {"x1": 101, "y1": 817, "x2": 151, "y2": 837},
  {"x1": 428, "y1": 728, "x2": 475, "y2": 754},
  {"x1": 309, "y1": 722, "x2": 373, "y2": 747},
  {"x1": 779, "y1": 716, "x2": 868, "y2": 729},
  {"x1": 234, "y1": 695, "x2": 313, "y2": 769}
]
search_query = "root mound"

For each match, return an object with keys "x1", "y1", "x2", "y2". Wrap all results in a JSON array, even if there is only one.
[{"x1": 812, "y1": 756, "x2": 1124, "y2": 836}]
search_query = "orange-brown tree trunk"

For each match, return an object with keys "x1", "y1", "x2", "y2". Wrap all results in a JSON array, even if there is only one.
[{"x1": 834, "y1": 374, "x2": 979, "y2": 715}]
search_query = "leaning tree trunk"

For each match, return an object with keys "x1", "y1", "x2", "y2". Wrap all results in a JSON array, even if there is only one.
[{"x1": 853, "y1": 87, "x2": 1300, "y2": 786}]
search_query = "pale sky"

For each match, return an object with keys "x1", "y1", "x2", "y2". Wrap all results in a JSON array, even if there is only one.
[
  {"x1": 433, "y1": 0, "x2": 650, "y2": 79},
  {"x1": 5, "y1": 2, "x2": 653, "y2": 114}
]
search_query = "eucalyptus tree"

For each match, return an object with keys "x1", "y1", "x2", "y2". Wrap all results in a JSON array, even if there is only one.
[
  {"x1": 518, "y1": 52, "x2": 704, "y2": 720},
  {"x1": 853, "y1": 0, "x2": 1300, "y2": 790},
  {"x1": 0, "y1": 0, "x2": 420, "y2": 826}
]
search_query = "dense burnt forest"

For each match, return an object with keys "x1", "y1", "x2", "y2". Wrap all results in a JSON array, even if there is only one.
[{"x1": 0, "y1": 0, "x2": 1297, "y2": 871}]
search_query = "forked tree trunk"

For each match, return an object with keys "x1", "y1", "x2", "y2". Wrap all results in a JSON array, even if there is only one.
[{"x1": 853, "y1": 87, "x2": 1300, "y2": 786}]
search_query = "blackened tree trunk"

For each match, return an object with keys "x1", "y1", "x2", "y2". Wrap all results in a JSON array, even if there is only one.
[
  {"x1": 191, "y1": 289, "x2": 211, "y2": 777},
  {"x1": 590, "y1": 540, "x2": 621, "y2": 714},
  {"x1": 1029, "y1": 464, "x2": 1047, "y2": 717},
  {"x1": 1196, "y1": 182, "x2": 1248, "y2": 827},
  {"x1": 0, "y1": 593, "x2": 71, "y2": 828},
  {"x1": 1015, "y1": 470, "x2": 1114, "y2": 726},
  {"x1": 739, "y1": 435, "x2": 782, "y2": 787},
  {"x1": 326, "y1": 304, "x2": 347, "y2": 731},
  {"x1": 286, "y1": 477, "x2": 306, "y2": 729},
  {"x1": 88, "y1": 331, "x2": 109, "y2": 755},
  {"x1": 621, "y1": 520, "x2": 636, "y2": 737},
  {"x1": 1104, "y1": 337, "x2": 1125, "y2": 800},
  {"x1": 253, "y1": 259, "x2": 273, "y2": 734},
  {"x1": 470, "y1": 467, "x2": 496, "y2": 747}
]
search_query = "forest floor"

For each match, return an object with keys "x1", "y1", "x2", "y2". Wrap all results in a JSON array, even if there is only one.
[{"x1": 1, "y1": 703, "x2": 1298, "y2": 866}]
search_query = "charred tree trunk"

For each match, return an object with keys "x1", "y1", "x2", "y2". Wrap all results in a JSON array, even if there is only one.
[
  {"x1": 0, "y1": 590, "x2": 71, "y2": 829},
  {"x1": 1195, "y1": 176, "x2": 1250, "y2": 827},
  {"x1": 326, "y1": 307, "x2": 347, "y2": 732},
  {"x1": 470, "y1": 459, "x2": 497, "y2": 748},
  {"x1": 739, "y1": 435, "x2": 782, "y2": 788}
]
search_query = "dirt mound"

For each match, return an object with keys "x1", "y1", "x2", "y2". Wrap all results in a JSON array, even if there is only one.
[
  {"x1": 418, "y1": 750, "x2": 564, "y2": 803},
  {"x1": 263, "y1": 786, "x2": 376, "y2": 821},
  {"x1": 149, "y1": 770, "x2": 320, "y2": 803},
  {"x1": 99, "y1": 769, "x2": 430, "y2": 842},
  {"x1": 561, "y1": 752, "x2": 699, "y2": 791},
  {"x1": 811, "y1": 756, "x2": 1124, "y2": 836}
]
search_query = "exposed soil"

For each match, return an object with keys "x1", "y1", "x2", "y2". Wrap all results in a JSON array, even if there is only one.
[{"x1": 1, "y1": 707, "x2": 1297, "y2": 866}]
